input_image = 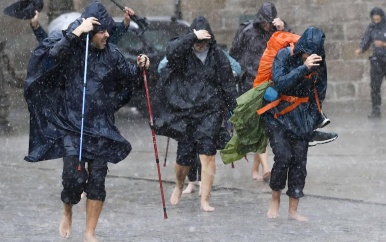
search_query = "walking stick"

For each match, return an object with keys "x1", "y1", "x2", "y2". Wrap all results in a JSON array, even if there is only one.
[
  {"x1": 163, "y1": 137, "x2": 170, "y2": 167},
  {"x1": 141, "y1": 66, "x2": 168, "y2": 219},
  {"x1": 78, "y1": 33, "x2": 90, "y2": 172}
]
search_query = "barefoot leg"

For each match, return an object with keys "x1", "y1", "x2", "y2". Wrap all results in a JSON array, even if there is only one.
[
  {"x1": 257, "y1": 148, "x2": 271, "y2": 182},
  {"x1": 182, "y1": 181, "x2": 198, "y2": 194},
  {"x1": 200, "y1": 154, "x2": 216, "y2": 212},
  {"x1": 84, "y1": 199, "x2": 103, "y2": 242},
  {"x1": 288, "y1": 197, "x2": 308, "y2": 221},
  {"x1": 252, "y1": 156, "x2": 262, "y2": 180},
  {"x1": 267, "y1": 190, "x2": 281, "y2": 219},
  {"x1": 170, "y1": 163, "x2": 190, "y2": 205},
  {"x1": 59, "y1": 203, "x2": 73, "y2": 238}
]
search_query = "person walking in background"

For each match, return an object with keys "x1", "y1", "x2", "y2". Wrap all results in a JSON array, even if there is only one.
[
  {"x1": 24, "y1": 2, "x2": 149, "y2": 240},
  {"x1": 229, "y1": 2, "x2": 289, "y2": 182},
  {"x1": 355, "y1": 7, "x2": 386, "y2": 119}
]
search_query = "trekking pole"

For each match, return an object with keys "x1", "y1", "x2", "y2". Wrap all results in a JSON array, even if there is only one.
[
  {"x1": 141, "y1": 65, "x2": 168, "y2": 219},
  {"x1": 77, "y1": 33, "x2": 90, "y2": 172},
  {"x1": 163, "y1": 137, "x2": 170, "y2": 167}
]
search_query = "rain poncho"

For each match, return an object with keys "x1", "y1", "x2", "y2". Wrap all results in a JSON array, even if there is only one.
[
  {"x1": 153, "y1": 16, "x2": 237, "y2": 142},
  {"x1": 229, "y1": 3, "x2": 289, "y2": 78},
  {"x1": 24, "y1": 2, "x2": 141, "y2": 163}
]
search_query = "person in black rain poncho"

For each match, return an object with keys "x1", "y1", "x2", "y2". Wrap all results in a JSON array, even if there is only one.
[
  {"x1": 229, "y1": 2, "x2": 288, "y2": 182},
  {"x1": 264, "y1": 27, "x2": 334, "y2": 221},
  {"x1": 355, "y1": 7, "x2": 386, "y2": 119},
  {"x1": 154, "y1": 16, "x2": 237, "y2": 212},
  {"x1": 24, "y1": 2, "x2": 149, "y2": 240}
]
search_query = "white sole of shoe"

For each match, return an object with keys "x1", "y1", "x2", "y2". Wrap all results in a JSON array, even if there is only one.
[{"x1": 308, "y1": 135, "x2": 338, "y2": 147}]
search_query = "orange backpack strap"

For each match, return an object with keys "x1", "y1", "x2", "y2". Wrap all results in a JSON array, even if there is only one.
[
  {"x1": 273, "y1": 95, "x2": 309, "y2": 119},
  {"x1": 256, "y1": 95, "x2": 309, "y2": 118},
  {"x1": 256, "y1": 99, "x2": 281, "y2": 115}
]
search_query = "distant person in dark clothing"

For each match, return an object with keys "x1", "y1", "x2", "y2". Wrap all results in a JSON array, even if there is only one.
[
  {"x1": 355, "y1": 7, "x2": 386, "y2": 119},
  {"x1": 24, "y1": 2, "x2": 149, "y2": 240}
]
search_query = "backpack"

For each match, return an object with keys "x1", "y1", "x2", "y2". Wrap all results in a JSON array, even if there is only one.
[
  {"x1": 253, "y1": 31, "x2": 300, "y2": 87},
  {"x1": 220, "y1": 31, "x2": 302, "y2": 164},
  {"x1": 254, "y1": 31, "x2": 322, "y2": 119}
]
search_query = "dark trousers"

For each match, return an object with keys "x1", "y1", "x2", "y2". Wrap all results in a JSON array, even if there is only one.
[
  {"x1": 370, "y1": 57, "x2": 386, "y2": 112},
  {"x1": 61, "y1": 156, "x2": 108, "y2": 204},
  {"x1": 187, "y1": 155, "x2": 201, "y2": 182},
  {"x1": 266, "y1": 123, "x2": 309, "y2": 198}
]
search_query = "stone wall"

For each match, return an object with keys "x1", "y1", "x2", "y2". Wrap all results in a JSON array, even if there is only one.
[{"x1": 1, "y1": 0, "x2": 386, "y2": 101}]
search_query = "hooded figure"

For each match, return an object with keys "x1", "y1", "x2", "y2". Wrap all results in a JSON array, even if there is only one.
[
  {"x1": 263, "y1": 27, "x2": 328, "y2": 221},
  {"x1": 265, "y1": 27, "x2": 327, "y2": 140},
  {"x1": 24, "y1": 2, "x2": 138, "y2": 164},
  {"x1": 153, "y1": 16, "x2": 237, "y2": 211},
  {"x1": 355, "y1": 7, "x2": 386, "y2": 118},
  {"x1": 229, "y1": 2, "x2": 289, "y2": 92},
  {"x1": 153, "y1": 16, "x2": 236, "y2": 141},
  {"x1": 24, "y1": 1, "x2": 149, "y2": 240}
]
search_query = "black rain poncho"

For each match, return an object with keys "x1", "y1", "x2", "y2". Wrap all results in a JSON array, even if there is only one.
[
  {"x1": 24, "y1": 2, "x2": 140, "y2": 163},
  {"x1": 153, "y1": 16, "x2": 237, "y2": 142}
]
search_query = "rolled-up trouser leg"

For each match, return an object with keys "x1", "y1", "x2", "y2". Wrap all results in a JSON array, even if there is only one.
[
  {"x1": 85, "y1": 157, "x2": 108, "y2": 202},
  {"x1": 61, "y1": 156, "x2": 88, "y2": 204},
  {"x1": 266, "y1": 124, "x2": 308, "y2": 198},
  {"x1": 286, "y1": 138, "x2": 308, "y2": 198},
  {"x1": 266, "y1": 125, "x2": 291, "y2": 192}
]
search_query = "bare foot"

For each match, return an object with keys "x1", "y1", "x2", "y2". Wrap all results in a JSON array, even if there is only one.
[
  {"x1": 267, "y1": 202, "x2": 279, "y2": 218},
  {"x1": 252, "y1": 171, "x2": 263, "y2": 181},
  {"x1": 170, "y1": 186, "x2": 183, "y2": 205},
  {"x1": 84, "y1": 233, "x2": 99, "y2": 242},
  {"x1": 263, "y1": 171, "x2": 271, "y2": 182},
  {"x1": 182, "y1": 182, "x2": 197, "y2": 194},
  {"x1": 201, "y1": 202, "x2": 215, "y2": 212},
  {"x1": 289, "y1": 211, "x2": 308, "y2": 222},
  {"x1": 59, "y1": 204, "x2": 73, "y2": 238},
  {"x1": 267, "y1": 190, "x2": 281, "y2": 219}
]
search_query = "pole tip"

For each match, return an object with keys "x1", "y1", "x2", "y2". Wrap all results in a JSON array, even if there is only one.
[{"x1": 77, "y1": 164, "x2": 82, "y2": 172}]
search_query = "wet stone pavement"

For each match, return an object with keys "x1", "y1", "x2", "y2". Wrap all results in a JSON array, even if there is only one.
[{"x1": 1, "y1": 100, "x2": 386, "y2": 241}]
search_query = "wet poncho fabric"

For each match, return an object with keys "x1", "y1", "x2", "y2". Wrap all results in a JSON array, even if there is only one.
[
  {"x1": 220, "y1": 81, "x2": 270, "y2": 164},
  {"x1": 152, "y1": 16, "x2": 237, "y2": 142},
  {"x1": 24, "y1": 2, "x2": 139, "y2": 163},
  {"x1": 229, "y1": 2, "x2": 279, "y2": 78},
  {"x1": 264, "y1": 27, "x2": 327, "y2": 140}
]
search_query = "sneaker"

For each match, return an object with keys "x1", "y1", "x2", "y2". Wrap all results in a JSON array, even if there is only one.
[
  {"x1": 318, "y1": 112, "x2": 330, "y2": 129},
  {"x1": 309, "y1": 131, "x2": 338, "y2": 147}
]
